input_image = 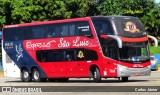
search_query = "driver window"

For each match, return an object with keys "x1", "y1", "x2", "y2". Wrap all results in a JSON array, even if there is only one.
[
  {"x1": 102, "y1": 40, "x2": 118, "y2": 60},
  {"x1": 103, "y1": 46, "x2": 117, "y2": 60}
]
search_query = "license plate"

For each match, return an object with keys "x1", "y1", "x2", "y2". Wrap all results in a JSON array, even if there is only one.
[{"x1": 135, "y1": 72, "x2": 141, "y2": 76}]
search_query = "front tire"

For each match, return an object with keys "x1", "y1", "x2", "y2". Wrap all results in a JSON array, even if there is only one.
[
  {"x1": 21, "y1": 69, "x2": 31, "y2": 82},
  {"x1": 121, "y1": 77, "x2": 128, "y2": 82},
  {"x1": 92, "y1": 67, "x2": 101, "y2": 82}
]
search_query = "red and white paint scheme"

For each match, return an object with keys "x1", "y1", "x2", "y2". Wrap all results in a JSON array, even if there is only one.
[{"x1": 2, "y1": 16, "x2": 158, "y2": 82}]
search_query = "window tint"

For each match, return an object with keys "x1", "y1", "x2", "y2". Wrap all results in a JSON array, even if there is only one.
[
  {"x1": 92, "y1": 20, "x2": 113, "y2": 35},
  {"x1": 113, "y1": 18, "x2": 146, "y2": 37},
  {"x1": 76, "y1": 49, "x2": 85, "y2": 61},
  {"x1": 22, "y1": 27, "x2": 32, "y2": 39},
  {"x1": 32, "y1": 26, "x2": 46, "y2": 39},
  {"x1": 47, "y1": 24, "x2": 61, "y2": 38},
  {"x1": 36, "y1": 49, "x2": 98, "y2": 62},
  {"x1": 76, "y1": 22, "x2": 92, "y2": 36},
  {"x1": 101, "y1": 39, "x2": 118, "y2": 60},
  {"x1": 36, "y1": 50, "x2": 65, "y2": 62},
  {"x1": 3, "y1": 21, "x2": 92, "y2": 41},
  {"x1": 76, "y1": 49, "x2": 98, "y2": 60},
  {"x1": 85, "y1": 49, "x2": 98, "y2": 60},
  {"x1": 69, "y1": 24, "x2": 75, "y2": 36},
  {"x1": 65, "y1": 50, "x2": 75, "y2": 61}
]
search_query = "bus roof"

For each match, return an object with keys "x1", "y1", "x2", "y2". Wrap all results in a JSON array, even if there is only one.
[
  {"x1": 3, "y1": 17, "x2": 91, "y2": 29},
  {"x1": 3, "y1": 16, "x2": 138, "y2": 29},
  {"x1": 90, "y1": 16, "x2": 138, "y2": 20}
]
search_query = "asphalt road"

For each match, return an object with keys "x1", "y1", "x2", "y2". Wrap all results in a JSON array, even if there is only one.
[{"x1": 0, "y1": 71, "x2": 160, "y2": 95}]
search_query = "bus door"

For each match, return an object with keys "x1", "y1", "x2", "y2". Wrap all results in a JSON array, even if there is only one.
[{"x1": 102, "y1": 44, "x2": 118, "y2": 77}]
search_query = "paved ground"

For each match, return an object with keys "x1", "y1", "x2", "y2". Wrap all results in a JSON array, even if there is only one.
[{"x1": 0, "y1": 71, "x2": 160, "y2": 95}]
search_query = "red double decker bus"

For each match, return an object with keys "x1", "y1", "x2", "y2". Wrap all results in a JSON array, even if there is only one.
[{"x1": 2, "y1": 16, "x2": 158, "y2": 82}]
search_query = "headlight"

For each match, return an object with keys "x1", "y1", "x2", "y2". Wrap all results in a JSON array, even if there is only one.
[
  {"x1": 120, "y1": 65, "x2": 128, "y2": 69},
  {"x1": 118, "y1": 64, "x2": 128, "y2": 70},
  {"x1": 147, "y1": 65, "x2": 150, "y2": 69}
]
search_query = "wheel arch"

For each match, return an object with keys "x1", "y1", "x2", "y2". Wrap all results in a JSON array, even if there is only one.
[
  {"x1": 21, "y1": 66, "x2": 29, "y2": 72},
  {"x1": 89, "y1": 64, "x2": 101, "y2": 76},
  {"x1": 89, "y1": 64, "x2": 101, "y2": 82},
  {"x1": 31, "y1": 66, "x2": 38, "y2": 72},
  {"x1": 31, "y1": 66, "x2": 47, "y2": 79},
  {"x1": 90, "y1": 65, "x2": 100, "y2": 72}
]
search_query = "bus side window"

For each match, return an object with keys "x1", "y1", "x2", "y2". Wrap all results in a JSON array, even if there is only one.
[
  {"x1": 68, "y1": 24, "x2": 75, "y2": 36},
  {"x1": 76, "y1": 49, "x2": 85, "y2": 61},
  {"x1": 13, "y1": 34, "x2": 19, "y2": 40},
  {"x1": 61, "y1": 24, "x2": 68, "y2": 36},
  {"x1": 93, "y1": 20, "x2": 113, "y2": 35},
  {"x1": 36, "y1": 50, "x2": 65, "y2": 62},
  {"x1": 47, "y1": 26, "x2": 54, "y2": 38},
  {"x1": 76, "y1": 49, "x2": 98, "y2": 61},
  {"x1": 65, "y1": 50, "x2": 75, "y2": 61},
  {"x1": 22, "y1": 27, "x2": 32, "y2": 40},
  {"x1": 85, "y1": 49, "x2": 98, "y2": 60},
  {"x1": 94, "y1": 25, "x2": 101, "y2": 35},
  {"x1": 106, "y1": 46, "x2": 117, "y2": 60},
  {"x1": 32, "y1": 26, "x2": 46, "y2": 39},
  {"x1": 76, "y1": 21, "x2": 92, "y2": 37}
]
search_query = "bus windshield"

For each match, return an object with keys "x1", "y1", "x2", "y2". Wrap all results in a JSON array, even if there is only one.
[
  {"x1": 119, "y1": 42, "x2": 150, "y2": 62},
  {"x1": 112, "y1": 17, "x2": 147, "y2": 37}
]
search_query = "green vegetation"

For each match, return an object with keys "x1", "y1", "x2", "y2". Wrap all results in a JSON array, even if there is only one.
[
  {"x1": 0, "y1": 0, "x2": 160, "y2": 55},
  {"x1": 150, "y1": 46, "x2": 160, "y2": 54},
  {"x1": 158, "y1": 64, "x2": 160, "y2": 68},
  {"x1": 150, "y1": 39, "x2": 160, "y2": 54},
  {"x1": 0, "y1": 0, "x2": 159, "y2": 38}
]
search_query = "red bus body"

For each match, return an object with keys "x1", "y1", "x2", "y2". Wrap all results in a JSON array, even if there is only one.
[{"x1": 2, "y1": 16, "x2": 158, "y2": 82}]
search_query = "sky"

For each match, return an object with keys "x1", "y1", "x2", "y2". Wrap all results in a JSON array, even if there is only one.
[{"x1": 155, "y1": 0, "x2": 160, "y2": 3}]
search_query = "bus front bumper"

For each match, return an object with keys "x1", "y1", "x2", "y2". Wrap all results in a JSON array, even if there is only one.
[{"x1": 117, "y1": 64, "x2": 151, "y2": 77}]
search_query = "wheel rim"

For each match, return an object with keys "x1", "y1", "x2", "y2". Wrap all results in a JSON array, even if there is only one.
[
  {"x1": 23, "y1": 71, "x2": 29, "y2": 79},
  {"x1": 34, "y1": 70, "x2": 39, "y2": 80},
  {"x1": 94, "y1": 71, "x2": 97, "y2": 79}
]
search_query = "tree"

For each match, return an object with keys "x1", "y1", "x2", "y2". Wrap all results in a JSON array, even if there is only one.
[
  {"x1": 97, "y1": 0, "x2": 123, "y2": 16},
  {"x1": 97, "y1": 0, "x2": 160, "y2": 37},
  {"x1": 140, "y1": 1, "x2": 160, "y2": 37},
  {"x1": 0, "y1": 0, "x2": 12, "y2": 28},
  {"x1": 65, "y1": 0, "x2": 97, "y2": 18},
  {"x1": 11, "y1": 0, "x2": 72, "y2": 24},
  {"x1": 0, "y1": 0, "x2": 160, "y2": 37}
]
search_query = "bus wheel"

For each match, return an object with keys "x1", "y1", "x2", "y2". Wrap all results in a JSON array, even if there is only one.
[
  {"x1": 21, "y1": 69, "x2": 31, "y2": 82},
  {"x1": 32, "y1": 69, "x2": 41, "y2": 82},
  {"x1": 121, "y1": 77, "x2": 128, "y2": 82},
  {"x1": 92, "y1": 67, "x2": 101, "y2": 82}
]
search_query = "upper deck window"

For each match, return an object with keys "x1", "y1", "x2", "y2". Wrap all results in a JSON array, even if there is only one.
[
  {"x1": 3, "y1": 21, "x2": 92, "y2": 41},
  {"x1": 92, "y1": 20, "x2": 114, "y2": 35}
]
